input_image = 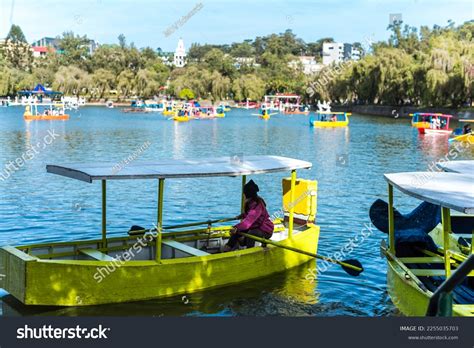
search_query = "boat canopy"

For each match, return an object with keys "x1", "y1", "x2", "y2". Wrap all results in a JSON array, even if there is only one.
[
  {"x1": 47, "y1": 156, "x2": 312, "y2": 183},
  {"x1": 384, "y1": 172, "x2": 474, "y2": 214},
  {"x1": 436, "y1": 160, "x2": 474, "y2": 175}
]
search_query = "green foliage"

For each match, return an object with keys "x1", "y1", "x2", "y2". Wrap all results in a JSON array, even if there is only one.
[
  {"x1": 6, "y1": 25, "x2": 27, "y2": 43},
  {"x1": 179, "y1": 88, "x2": 195, "y2": 100},
  {"x1": 0, "y1": 22, "x2": 472, "y2": 107}
]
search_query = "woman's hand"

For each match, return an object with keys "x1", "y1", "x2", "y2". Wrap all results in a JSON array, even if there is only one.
[{"x1": 230, "y1": 227, "x2": 238, "y2": 235}]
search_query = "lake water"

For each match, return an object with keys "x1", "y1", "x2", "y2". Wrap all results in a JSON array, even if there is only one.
[{"x1": 0, "y1": 106, "x2": 472, "y2": 316}]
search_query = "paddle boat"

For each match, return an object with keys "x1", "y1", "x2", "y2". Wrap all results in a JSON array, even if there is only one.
[
  {"x1": 172, "y1": 115, "x2": 190, "y2": 122},
  {"x1": 23, "y1": 104, "x2": 69, "y2": 121},
  {"x1": 0, "y1": 156, "x2": 362, "y2": 306},
  {"x1": 416, "y1": 114, "x2": 453, "y2": 136},
  {"x1": 144, "y1": 101, "x2": 164, "y2": 112},
  {"x1": 253, "y1": 108, "x2": 276, "y2": 120},
  {"x1": 370, "y1": 170, "x2": 474, "y2": 316},
  {"x1": 309, "y1": 112, "x2": 350, "y2": 127},
  {"x1": 410, "y1": 112, "x2": 436, "y2": 129},
  {"x1": 162, "y1": 104, "x2": 176, "y2": 116},
  {"x1": 449, "y1": 120, "x2": 473, "y2": 144},
  {"x1": 122, "y1": 100, "x2": 150, "y2": 113},
  {"x1": 218, "y1": 104, "x2": 231, "y2": 112}
]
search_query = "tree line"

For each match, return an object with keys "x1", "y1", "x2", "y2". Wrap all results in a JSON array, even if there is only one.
[{"x1": 0, "y1": 21, "x2": 472, "y2": 107}]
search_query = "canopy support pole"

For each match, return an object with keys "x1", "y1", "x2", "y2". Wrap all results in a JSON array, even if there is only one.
[
  {"x1": 101, "y1": 180, "x2": 107, "y2": 250},
  {"x1": 288, "y1": 170, "x2": 297, "y2": 238},
  {"x1": 441, "y1": 207, "x2": 452, "y2": 277},
  {"x1": 241, "y1": 175, "x2": 247, "y2": 213},
  {"x1": 156, "y1": 178, "x2": 165, "y2": 262},
  {"x1": 388, "y1": 184, "x2": 395, "y2": 255}
]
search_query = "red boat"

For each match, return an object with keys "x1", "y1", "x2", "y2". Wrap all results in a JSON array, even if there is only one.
[{"x1": 417, "y1": 114, "x2": 453, "y2": 136}]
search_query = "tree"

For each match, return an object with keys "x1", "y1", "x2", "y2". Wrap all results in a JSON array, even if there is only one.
[
  {"x1": 6, "y1": 25, "x2": 27, "y2": 43},
  {"x1": 57, "y1": 32, "x2": 91, "y2": 66},
  {"x1": 118, "y1": 34, "x2": 127, "y2": 49},
  {"x1": 179, "y1": 88, "x2": 195, "y2": 100}
]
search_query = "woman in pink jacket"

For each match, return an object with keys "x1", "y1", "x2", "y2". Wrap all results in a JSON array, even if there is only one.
[{"x1": 222, "y1": 180, "x2": 274, "y2": 252}]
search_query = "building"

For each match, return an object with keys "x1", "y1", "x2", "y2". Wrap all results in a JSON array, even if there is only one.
[
  {"x1": 322, "y1": 42, "x2": 344, "y2": 65},
  {"x1": 289, "y1": 56, "x2": 324, "y2": 75},
  {"x1": 233, "y1": 57, "x2": 258, "y2": 69},
  {"x1": 173, "y1": 38, "x2": 186, "y2": 67},
  {"x1": 31, "y1": 37, "x2": 60, "y2": 50},
  {"x1": 32, "y1": 46, "x2": 51, "y2": 58},
  {"x1": 343, "y1": 43, "x2": 361, "y2": 61},
  {"x1": 87, "y1": 40, "x2": 100, "y2": 55},
  {"x1": 323, "y1": 42, "x2": 361, "y2": 65}
]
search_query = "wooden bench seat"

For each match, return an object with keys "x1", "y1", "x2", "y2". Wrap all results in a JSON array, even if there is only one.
[
  {"x1": 162, "y1": 240, "x2": 210, "y2": 257},
  {"x1": 79, "y1": 248, "x2": 116, "y2": 261}
]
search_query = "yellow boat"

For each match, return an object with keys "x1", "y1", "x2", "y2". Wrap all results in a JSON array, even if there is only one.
[
  {"x1": 23, "y1": 104, "x2": 69, "y2": 121},
  {"x1": 376, "y1": 169, "x2": 474, "y2": 316},
  {"x1": 309, "y1": 112, "x2": 350, "y2": 127},
  {"x1": 173, "y1": 115, "x2": 190, "y2": 122},
  {"x1": 0, "y1": 156, "x2": 322, "y2": 306}
]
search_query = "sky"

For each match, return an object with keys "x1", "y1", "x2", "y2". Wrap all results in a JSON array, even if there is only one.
[{"x1": 0, "y1": 0, "x2": 472, "y2": 51}]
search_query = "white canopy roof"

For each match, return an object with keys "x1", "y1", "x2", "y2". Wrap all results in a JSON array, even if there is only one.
[
  {"x1": 436, "y1": 160, "x2": 474, "y2": 175},
  {"x1": 384, "y1": 172, "x2": 474, "y2": 214},
  {"x1": 46, "y1": 156, "x2": 312, "y2": 183}
]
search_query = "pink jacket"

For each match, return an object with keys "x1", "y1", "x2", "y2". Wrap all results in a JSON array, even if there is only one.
[{"x1": 234, "y1": 199, "x2": 274, "y2": 236}]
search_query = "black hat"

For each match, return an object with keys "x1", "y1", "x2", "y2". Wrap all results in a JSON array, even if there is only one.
[{"x1": 243, "y1": 180, "x2": 259, "y2": 198}]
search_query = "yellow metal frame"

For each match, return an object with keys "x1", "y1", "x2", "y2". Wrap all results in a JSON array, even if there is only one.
[
  {"x1": 388, "y1": 184, "x2": 395, "y2": 254},
  {"x1": 156, "y1": 179, "x2": 165, "y2": 262},
  {"x1": 288, "y1": 170, "x2": 297, "y2": 238},
  {"x1": 102, "y1": 180, "x2": 107, "y2": 249}
]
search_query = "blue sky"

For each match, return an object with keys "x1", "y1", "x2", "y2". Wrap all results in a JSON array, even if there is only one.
[{"x1": 1, "y1": 0, "x2": 472, "y2": 51}]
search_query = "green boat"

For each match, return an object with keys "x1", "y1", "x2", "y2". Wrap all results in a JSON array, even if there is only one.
[{"x1": 372, "y1": 168, "x2": 473, "y2": 316}]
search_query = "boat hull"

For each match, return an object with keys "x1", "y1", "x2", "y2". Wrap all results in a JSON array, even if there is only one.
[
  {"x1": 24, "y1": 114, "x2": 69, "y2": 121},
  {"x1": 451, "y1": 132, "x2": 474, "y2": 144},
  {"x1": 173, "y1": 116, "x2": 190, "y2": 122},
  {"x1": 418, "y1": 128, "x2": 452, "y2": 135},
  {"x1": 311, "y1": 120, "x2": 349, "y2": 128},
  {"x1": 0, "y1": 225, "x2": 319, "y2": 306}
]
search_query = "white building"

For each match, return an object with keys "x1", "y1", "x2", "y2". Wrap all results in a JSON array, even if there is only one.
[
  {"x1": 323, "y1": 42, "x2": 361, "y2": 65},
  {"x1": 173, "y1": 38, "x2": 186, "y2": 67},
  {"x1": 322, "y1": 42, "x2": 344, "y2": 65},
  {"x1": 289, "y1": 56, "x2": 324, "y2": 75}
]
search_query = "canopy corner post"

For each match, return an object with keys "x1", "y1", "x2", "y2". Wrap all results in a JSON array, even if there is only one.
[
  {"x1": 441, "y1": 207, "x2": 452, "y2": 277},
  {"x1": 388, "y1": 183, "x2": 395, "y2": 255},
  {"x1": 156, "y1": 178, "x2": 165, "y2": 263},
  {"x1": 101, "y1": 180, "x2": 107, "y2": 250},
  {"x1": 241, "y1": 175, "x2": 247, "y2": 213},
  {"x1": 288, "y1": 170, "x2": 297, "y2": 238}
]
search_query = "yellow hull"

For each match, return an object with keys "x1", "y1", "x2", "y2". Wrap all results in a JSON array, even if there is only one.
[
  {"x1": 215, "y1": 113, "x2": 225, "y2": 118},
  {"x1": 260, "y1": 115, "x2": 270, "y2": 120},
  {"x1": 173, "y1": 116, "x2": 190, "y2": 122},
  {"x1": 451, "y1": 132, "x2": 474, "y2": 144},
  {"x1": 0, "y1": 225, "x2": 319, "y2": 306},
  {"x1": 311, "y1": 120, "x2": 348, "y2": 128},
  {"x1": 386, "y1": 259, "x2": 472, "y2": 316},
  {"x1": 412, "y1": 121, "x2": 430, "y2": 129},
  {"x1": 163, "y1": 110, "x2": 175, "y2": 116}
]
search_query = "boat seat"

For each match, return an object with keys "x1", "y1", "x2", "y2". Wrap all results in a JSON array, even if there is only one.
[
  {"x1": 162, "y1": 240, "x2": 210, "y2": 257},
  {"x1": 79, "y1": 248, "x2": 116, "y2": 261}
]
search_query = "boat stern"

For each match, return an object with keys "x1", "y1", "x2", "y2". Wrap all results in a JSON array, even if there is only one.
[{"x1": 0, "y1": 246, "x2": 37, "y2": 303}]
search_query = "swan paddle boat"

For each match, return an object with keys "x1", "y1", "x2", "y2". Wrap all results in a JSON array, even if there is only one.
[
  {"x1": 23, "y1": 104, "x2": 69, "y2": 121},
  {"x1": 309, "y1": 112, "x2": 350, "y2": 127},
  {"x1": 0, "y1": 156, "x2": 364, "y2": 306},
  {"x1": 415, "y1": 113, "x2": 453, "y2": 136},
  {"x1": 370, "y1": 170, "x2": 474, "y2": 316}
]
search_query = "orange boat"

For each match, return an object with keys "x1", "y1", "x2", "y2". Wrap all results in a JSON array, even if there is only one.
[{"x1": 23, "y1": 104, "x2": 69, "y2": 121}]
